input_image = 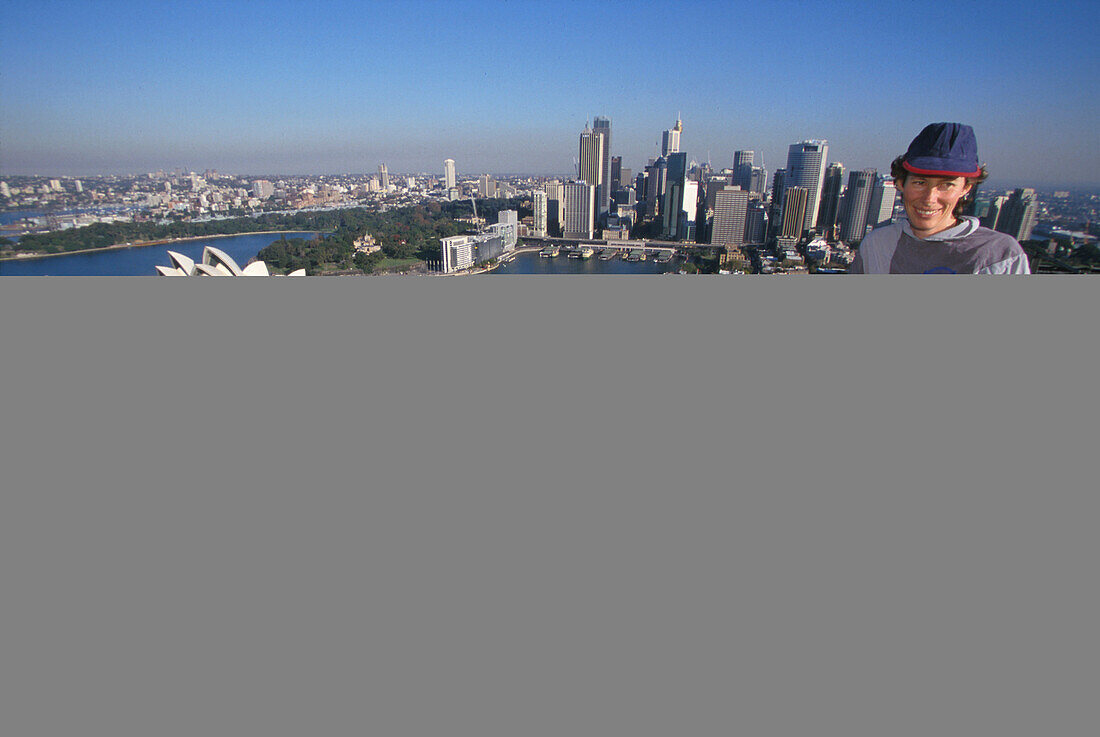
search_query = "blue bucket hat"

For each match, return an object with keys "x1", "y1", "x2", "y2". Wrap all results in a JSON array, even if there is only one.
[{"x1": 902, "y1": 122, "x2": 982, "y2": 178}]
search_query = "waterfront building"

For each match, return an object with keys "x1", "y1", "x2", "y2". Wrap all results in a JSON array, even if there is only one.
[
  {"x1": 533, "y1": 190, "x2": 548, "y2": 237},
  {"x1": 711, "y1": 186, "x2": 750, "y2": 247},
  {"x1": 441, "y1": 235, "x2": 475, "y2": 272},
  {"x1": 444, "y1": 159, "x2": 456, "y2": 190},
  {"x1": 780, "y1": 186, "x2": 809, "y2": 240},
  {"x1": 839, "y1": 169, "x2": 876, "y2": 244},
  {"x1": 544, "y1": 179, "x2": 564, "y2": 235},
  {"x1": 563, "y1": 181, "x2": 596, "y2": 240},
  {"x1": 784, "y1": 140, "x2": 829, "y2": 234}
]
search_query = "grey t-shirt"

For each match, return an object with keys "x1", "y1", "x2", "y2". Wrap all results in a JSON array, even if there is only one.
[{"x1": 850, "y1": 217, "x2": 1030, "y2": 274}]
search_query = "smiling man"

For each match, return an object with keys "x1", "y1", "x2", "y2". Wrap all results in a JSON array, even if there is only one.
[{"x1": 849, "y1": 123, "x2": 1030, "y2": 274}]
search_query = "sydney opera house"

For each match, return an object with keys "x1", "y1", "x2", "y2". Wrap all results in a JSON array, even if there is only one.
[{"x1": 155, "y1": 245, "x2": 305, "y2": 276}]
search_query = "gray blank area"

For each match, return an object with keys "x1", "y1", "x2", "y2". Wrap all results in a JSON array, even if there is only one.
[{"x1": 1, "y1": 276, "x2": 1096, "y2": 737}]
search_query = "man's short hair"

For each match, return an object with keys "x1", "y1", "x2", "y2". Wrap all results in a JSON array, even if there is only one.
[{"x1": 891, "y1": 156, "x2": 989, "y2": 218}]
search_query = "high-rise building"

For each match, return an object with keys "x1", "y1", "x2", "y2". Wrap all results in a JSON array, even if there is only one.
[
  {"x1": 662, "y1": 117, "x2": 682, "y2": 157},
  {"x1": 563, "y1": 181, "x2": 596, "y2": 240},
  {"x1": 780, "y1": 187, "x2": 809, "y2": 240},
  {"x1": 610, "y1": 156, "x2": 623, "y2": 192},
  {"x1": 745, "y1": 202, "x2": 767, "y2": 244},
  {"x1": 662, "y1": 152, "x2": 689, "y2": 239},
  {"x1": 579, "y1": 124, "x2": 605, "y2": 210},
  {"x1": 443, "y1": 159, "x2": 456, "y2": 190},
  {"x1": 478, "y1": 174, "x2": 496, "y2": 198},
  {"x1": 593, "y1": 116, "x2": 612, "y2": 215},
  {"x1": 711, "y1": 186, "x2": 750, "y2": 247},
  {"x1": 252, "y1": 180, "x2": 274, "y2": 199},
  {"x1": 866, "y1": 175, "x2": 897, "y2": 230},
  {"x1": 533, "y1": 190, "x2": 548, "y2": 237},
  {"x1": 817, "y1": 163, "x2": 845, "y2": 234},
  {"x1": 981, "y1": 194, "x2": 1009, "y2": 230},
  {"x1": 378, "y1": 163, "x2": 389, "y2": 189},
  {"x1": 733, "y1": 150, "x2": 754, "y2": 191},
  {"x1": 839, "y1": 169, "x2": 876, "y2": 244},
  {"x1": 784, "y1": 140, "x2": 829, "y2": 234},
  {"x1": 644, "y1": 157, "x2": 667, "y2": 220},
  {"x1": 996, "y1": 188, "x2": 1039, "y2": 241},
  {"x1": 544, "y1": 179, "x2": 564, "y2": 235}
]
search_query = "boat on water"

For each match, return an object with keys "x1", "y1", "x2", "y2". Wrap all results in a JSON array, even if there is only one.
[
  {"x1": 539, "y1": 246, "x2": 560, "y2": 258},
  {"x1": 625, "y1": 249, "x2": 647, "y2": 262},
  {"x1": 598, "y1": 249, "x2": 617, "y2": 260},
  {"x1": 655, "y1": 251, "x2": 673, "y2": 263},
  {"x1": 579, "y1": 246, "x2": 595, "y2": 259}
]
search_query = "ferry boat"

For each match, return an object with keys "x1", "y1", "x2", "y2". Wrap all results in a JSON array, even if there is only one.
[
  {"x1": 579, "y1": 246, "x2": 595, "y2": 259},
  {"x1": 539, "y1": 246, "x2": 559, "y2": 258},
  {"x1": 655, "y1": 251, "x2": 673, "y2": 264},
  {"x1": 598, "y1": 249, "x2": 617, "y2": 260},
  {"x1": 626, "y1": 249, "x2": 646, "y2": 262}
]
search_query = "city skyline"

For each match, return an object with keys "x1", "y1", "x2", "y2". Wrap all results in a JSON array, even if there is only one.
[{"x1": 2, "y1": 0, "x2": 1098, "y2": 188}]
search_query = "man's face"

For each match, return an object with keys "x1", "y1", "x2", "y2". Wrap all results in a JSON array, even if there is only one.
[{"x1": 896, "y1": 174, "x2": 973, "y2": 238}]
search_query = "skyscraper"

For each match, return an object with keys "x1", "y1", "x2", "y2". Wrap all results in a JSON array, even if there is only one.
[
  {"x1": 593, "y1": 116, "x2": 612, "y2": 215},
  {"x1": 563, "y1": 181, "x2": 596, "y2": 240},
  {"x1": 711, "y1": 186, "x2": 750, "y2": 247},
  {"x1": 784, "y1": 140, "x2": 829, "y2": 234},
  {"x1": 443, "y1": 159, "x2": 456, "y2": 190},
  {"x1": 996, "y1": 188, "x2": 1039, "y2": 241},
  {"x1": 533, "y1": 190, "x2": 548, "y2": 237},
  {"x1": 866, "y1": 176, "x2": 897, "y2": 230},
  {"x1": 610, "y1": 156, "x2": 622, "y2": 192},
  {"x1": 378, "y1": 163, "x2": 389, "y2": 190},
  {"x1": 662, "y1": 152, "x2": 689, "y2": 239},
  {"x1": 817, "y1": 163, "x2": 845, "y2": 234},
  {"x1": 839, "y1": 169, "x2": 876, "y2": 244},
  {"x1": 780, "y1": 187, "x2": 809, "y2": 239},
  {"x1": 544, "y1": 180, "x2": 564, "y2": 236},
  {"x1": 733, "y1": 150, "x2": 754, "y2": 191},
  {"x1": 579, "y1": 124, "x2": 605, "y2": 207},
  {"x1": 661, "y1": 117, "x2": 682, "y2": 157}
]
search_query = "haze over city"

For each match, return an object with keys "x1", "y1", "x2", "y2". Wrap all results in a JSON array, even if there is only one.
[{"x1": 3, "y1": 0, "x2": 1098, "y2": 188}]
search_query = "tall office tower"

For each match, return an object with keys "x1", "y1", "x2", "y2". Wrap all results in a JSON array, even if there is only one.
[
  {"x1": 733, "y1": 150, "x2": 755, "y2": 190},
  {"x1": 817, "y1": 163, "x2": 845, "y2": 234},
  {"x1": 444, "y1": 159, "x2": 456, "y2": 189},
  {"x1": 645, "y1": 157, "x2": 667, "y2": 220},
  {"x1": 996, "y1": 188, "x2": 1039, "y2": 241},
  {"x1": 711, "y1": 186, "x2": 750, "y2": 247},
  {"x1": 74, "y1": 180, "x2": 83, "y2": 193},
  {"x1": 780, "y1": 186, "x2": 809, "y2": 239},
  {"x1": 981, "y1": 194, "x2": 1008, "y2": 230},
  {"x1": 784, "y1": 140, "x2": 829, "y2": 234},
  {"x1": 866, "y1": 175, "x2": 898, "y2": 230},
  {"x1": 839, "y1": 169, "x2": 876, "y2": 244},
  {"x1": 533, "y1": 190, "x2": 548, "y2": 237},
  {"x1": 478, "y1": 174, "x2": 496, "y2": 198},
  {"x1": 745, "y1": 202, "x2": 767, "y2": 244},
  {"x1": 579, "y1": 124, "x2": 605, "y2": 212},
  {"x1": 770, "y1": 169, "x2": 786, "y2": 206},
  {"x1": 378, "y1": 164, "x2": 390, "y2": 189},
  {"x1": 662, "y1": 152, "x2": 689, "y2": 239},
  {"x1": 661, "y1": 116, "x2": 682, "y2": 156},
  {"x1": 678, "y1": 180, "x2": 700, "y2": 241},
  {"x1": 748, "y1": 167, "x2": 767, "y2": 199},
  {"x1": 610, "y1": 156, "x2": 623, "y2": 192},
  {"x1": 593, "y1": 116, "x2": 612, "y2": 215},
  {"x1": 0, "y1": 181, "x2": 10, "y2": 198},
  {"x1": 563, "y1": 181, "x2": 596, "y2": 239},
  {"x1": 544, "y1": 179, "x2": 565, "y2": 235}
]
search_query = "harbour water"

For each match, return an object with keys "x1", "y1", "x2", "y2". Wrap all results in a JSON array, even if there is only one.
[
  {"x1": 488, "y1": 249, "x2": 682, "y2": 275},
  {"x1": 0, "y1": 232, "x2": 319, "y2": 276}
]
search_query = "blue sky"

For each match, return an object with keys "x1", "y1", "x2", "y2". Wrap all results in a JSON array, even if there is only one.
[{"x1": 2, "y1": 0, "x2": 1098, "y2": 187}]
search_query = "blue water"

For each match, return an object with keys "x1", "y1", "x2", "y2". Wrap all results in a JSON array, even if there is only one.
[
  {"x1": 489, "y1": 250, "x2": 682, "y2": 274},
  {"x1": 0, "y1": 232, "x2": 319, "y2": 276}
]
